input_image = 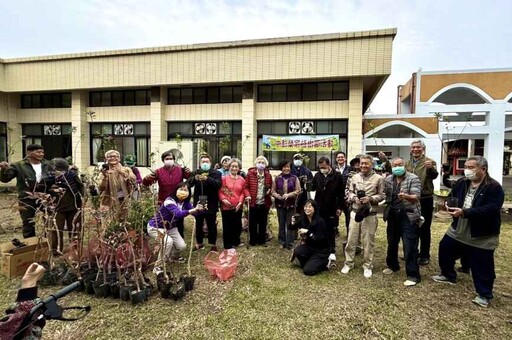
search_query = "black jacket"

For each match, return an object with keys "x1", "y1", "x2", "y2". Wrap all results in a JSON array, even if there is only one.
[
  {"x1": 291, "y1": 214, "x2": 329, "y2": 251},
  {"x1": 310, "y1": 169, "x2": 343, "y2": 217},
  {"x1": 449, "y1": 175, "x2": 504, "y2": 237},
  {"x1": 188, "y1": 168, "x2": 222, "y2": 212}
]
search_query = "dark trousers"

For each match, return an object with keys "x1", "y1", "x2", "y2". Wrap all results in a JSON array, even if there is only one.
[
  {"x1": 438, "y1": 234, "x2": 495, "y2": 299},
  {"x1": 249, "y1": 205, "x2": 269, "y2": 245},
  {"x1": 195, "y1": 213, "x2": 217, "y2": 246},
  {"x1": 276, "y1": 207, "x2": 296, "y2": 248},
  {"x1": 321, "y1": 213, "x2": 337, "y2": 253},
  {"x1": 419, "y1": 196, "x2": 434, "y2": 260},
  {"x1": 177, "y1": 219, "x2": 184, "y2": 238},
  {"x1": 221, "y1": 209, "x2": 243, "y2": 249},
  {"x1": 19, "y1": 198, "x2": 39, "y2": 238},
  {"x1": 386, "y1": 211, "x2": 420, "y2": 281},
  {"x1": 293, "y1": 244, "x2": 329, "y2": 275},
  {"x1": 51, "y1": 210, "x2": 81, "y2": 252}
]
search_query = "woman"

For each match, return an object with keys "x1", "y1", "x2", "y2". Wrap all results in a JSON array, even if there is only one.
[
  {"x1": 124, "y1": 154, "x2": 142, "y2": 200},
  {"x1": 98, "y1": 150, "x2": 136, "y2": 221},
  {"x1": 147, "y1": 183, "x2": 204, "y2": 273},
  {"x1": 219, "y1": 158, "x2": 246, "y2": 249},
  {"x1": 49, "y1": 158, "x2": 84, "y2": 255},
  {"x1": 272, "y1": 160, "x2": 301, "y2": 250},
  {"x1": 244, "y1": 156, "x2": 273, "y2": 246},
  {"x1": 290, "y1": 199, "x2": 330, "y2": 276}
]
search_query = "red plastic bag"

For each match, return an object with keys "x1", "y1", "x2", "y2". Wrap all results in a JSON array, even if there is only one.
[{"x1": 204, "y1": 249, "x2": 238, "y2": 281}]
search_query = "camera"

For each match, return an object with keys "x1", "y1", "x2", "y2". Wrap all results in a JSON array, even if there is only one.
[
  {"x1": 102, "y1": 163, "x2": 109, "y2": 171},
  {"x1": 356, "y1": 190, "x2": 366, "y2": 199},
  {"x1": 198, "y1": 195, "x2": 208, "y2": 207}
]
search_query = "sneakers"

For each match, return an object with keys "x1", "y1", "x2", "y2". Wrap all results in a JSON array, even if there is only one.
[
  {"x1": 382, "y1": 268, "x2": 395, "y2": 275},
  {"x1": 363, "y1": 268, "x2": 373, "y2": 278},
  {"x1": 456, "y1": 266, "x2": 470, "y2": 274},
  {"x1": 193, "y1": 244, "x2": 204, "y2": 252},
  {"x1": 210, "y1": 246, "x2": 218, "y2": 252},
  {"x1": 472, "y1": 295, "x2": 490, "y2": 308},
  {"x1": 403, "y1": 279, "x2": 418, "y2": 287},
  {"x1": 341, "y1": 265, "x2": 351, "y2": 274},
  {"x1": 419, "y1": 258, "x2": 430, "y2": 266},
  {"x1": 328, "y1": 253, "x2": 337, "y2": 262},
  {"x1": 431, "y1": 274, "x2": 456, "y2": 285},
  {"x1": 171, "y1": 256, "x2": 186, "y2": 263},
  {"x1": 152, "y1": 266, "x2": 163, "y2": 275}
]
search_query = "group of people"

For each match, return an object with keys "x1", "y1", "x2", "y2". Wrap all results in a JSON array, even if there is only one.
[{"x1": 0, "y1": 139, "x2": 504, "y2": 308}]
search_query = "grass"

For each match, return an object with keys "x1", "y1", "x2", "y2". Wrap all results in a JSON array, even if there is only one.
[{"x1": 0, "y1": 195, "x2": 511, "y2": 339}]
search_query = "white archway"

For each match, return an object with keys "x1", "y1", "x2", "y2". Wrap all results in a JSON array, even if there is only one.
[
  {"x1": 427, "y1": 83, "x2": 493, "y2": 104},
  {"x1": 364, "y1": 120, "x2": 430, "y2": 139},
  {"x1": 504, "y1": 91, "x2": 512, "y2": 103}
]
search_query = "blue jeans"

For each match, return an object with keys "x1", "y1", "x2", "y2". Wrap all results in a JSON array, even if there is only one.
[
  {"x1": 438, "y1": 234, "x2": 495, "y2": 299},
  {"x1": 276, "y1": 207, "x2": 296, "y2": 248},
  {"x1": 386, "y1": 210, "x2": 420, "y2": 281}
]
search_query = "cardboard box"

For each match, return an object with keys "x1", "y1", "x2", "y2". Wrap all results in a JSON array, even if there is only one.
[{"x1": 1, "y1": 237, "x2": 49, "y2": 278}]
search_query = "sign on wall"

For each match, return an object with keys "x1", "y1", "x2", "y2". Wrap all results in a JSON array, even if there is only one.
[{"x1": 262, "y1": 134, "x2": 340, "y2": 151}]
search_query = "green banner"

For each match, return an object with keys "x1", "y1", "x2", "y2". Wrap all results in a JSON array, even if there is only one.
[{"x1": 262, "y1": 135, "x2": 340, "y2": 151}]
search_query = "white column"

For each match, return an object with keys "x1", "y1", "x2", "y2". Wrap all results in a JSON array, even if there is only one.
[
  {"x1": 71, "y1": 91, "x2": 89, "y2": 170},
  {"x1": 467, "y1": 139, "x2": 474, "y2": 157},
  {"x1": 241, "y1": 83, "x2": 256, "y2": 170},
  {"x1": 347, "y1": 79, "x2": 363, "y2": 159},
  {"x1": 6, "y1": 93, "x2": 22, "y2": 162},
  {"x1": 150, "y1": 87, "x2": 166, "y2": 167},
  {"x1": 484, "y1": 105, "x2": 505, "y2": 183}
]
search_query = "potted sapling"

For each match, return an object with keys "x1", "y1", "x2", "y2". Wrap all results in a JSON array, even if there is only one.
[{"x1": 180, "y1": 218, "x2": 197, "y2": 291}]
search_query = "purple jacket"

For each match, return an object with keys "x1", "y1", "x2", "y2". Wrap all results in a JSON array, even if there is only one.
[{"x1": 148, "y1": 197, "x2": 193, "y2": 230}]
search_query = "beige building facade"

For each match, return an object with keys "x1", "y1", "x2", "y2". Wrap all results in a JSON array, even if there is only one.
[{"x1": 0, "y1": 28, "x2": 396, "y2": 172}]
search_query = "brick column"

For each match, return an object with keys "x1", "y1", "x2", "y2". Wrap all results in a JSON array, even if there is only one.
[
  {"x1": 347, "y1": 79, "x2": 364, "y2": 159},
  {"x1": 150, "y1": 86, "x2": 166, "y2": 167},
  {"x1": 71, "y1": 91, "x2": 89, "y2": 170},
  {"x1": 6, "y1": 93, "x2": 23, "y2": 162},
  {"x1": 241, "y1": 83, "x2": 256, "y2": 170}
]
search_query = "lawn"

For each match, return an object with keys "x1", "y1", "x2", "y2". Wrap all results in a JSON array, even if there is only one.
[{"x1": 0, "y1": 195, "x2": 511, "y2": 340}]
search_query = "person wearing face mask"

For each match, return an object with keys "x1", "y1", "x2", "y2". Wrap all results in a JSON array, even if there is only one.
[
  {"x1": 342, "y1": 155, "x2": 385, "y2": 278},
  {"x1": 309, "y1": 157, "x2": 344, "y2": 265},
  {"x1": 143, "y1": 150, "x2": 191, "y2": 205},
  {"x1": 244, "y1": 156, "x2": 273, "y2": 246},
  {"x1": 382, "y1": 157, "x2": 422, "y2": 286},
  {"x1": 289, "y1": 200, "x2": 330, "y2": 275},
  {"x1": 148, "y1": 183, "x2": 205, "y2": 273},
  {"x1": 188, "y1": 154, "x2": 222, "y2": 251},
  {"x1": 405, "y1": 139, "x2": 438, "y2": 266},
  {"x1": 432, "y1": 156, "x2": 504, "y2": 308},
  {"x1": 334, "y1": 151, "x2": 352, "y2": 239},
  {"x1": 290, "y1": 153, "x2": 313, "y2": 213},
  {"x1": 218, "y1": 156, "x2": 232, "y2": 177}
]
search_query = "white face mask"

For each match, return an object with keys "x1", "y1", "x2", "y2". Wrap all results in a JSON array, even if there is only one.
[
  {"x1": 293, "y1": 159, "x2": 303, "y2": 167},
  {"x1": 164, "y1": 159, "x2": 175, "y2": 167},
  {"x1": 464, "y1": 169, "x2": 477, "y2": 180},
  {"x1": 320, "y1": 168, "x2": 329, "y2": 175}
]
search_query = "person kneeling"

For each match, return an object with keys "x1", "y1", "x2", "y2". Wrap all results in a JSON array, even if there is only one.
[{"x1": 290, "y1": 200, "x2": 330, "y2": 276}]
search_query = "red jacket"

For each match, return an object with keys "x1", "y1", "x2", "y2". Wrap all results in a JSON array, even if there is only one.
[
  {"x1": 142, "y1": 165, "x2": 190, "y2": 204},
  {"x1": 244, "y1": 167, "x2": 272, "y2": 208}
]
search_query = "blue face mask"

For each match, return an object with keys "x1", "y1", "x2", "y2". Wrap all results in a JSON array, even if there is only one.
[
  {"x1": 201, "y1": 163, "x2": 211, "y2": 171},
  {"x1": 392, "y1": 166, "x2": 405, "y2": 176}
]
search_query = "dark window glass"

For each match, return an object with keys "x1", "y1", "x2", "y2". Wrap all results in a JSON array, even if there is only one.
[
  {"x1": 135, "y1": 123, "x2": 149, "y2": 135},
  {"x1": 101, "y1": 92, "x2": 112, "y2": 106},
  {"x1": 273, "y1": 85, "x2": 286, "y2": 101},
  {"x1": 333, "y1": 82, "x2": 349, "y2": 100},
  {"x1": 41, "y1": 94, "x2": 52, "y2": 108},
  {"x1": 23, "y1": 125, "x2": 42, "y2": 135},
  {"x1": 32, "y1": 95, "x2": 41, "y2": 108},
  {"x1": 257, "y1": 121, "x2": 273, "y2": 135},
  {"x1": 233, "y1": 122, "x2": 242, "y2": 135},
  {"x1": 124, "y1": 91, "x2": 135, "y2": 105},
  {"x1": 181, "y1": 89, "x2": 193, "y2": 104},
  {"x1": 258, "y1": 85, "x2": 272, "y2": 102},
  {"x1": 51, "y1": 93, "x2": 62, "y2": 107},
  {"x1": 0, "y1": 123, "x2": 6, "y2": 134},
  {"x1": 22, "y1": 95, "x2": 32, "y2": 108},
  {"x1": 90, "y1": 92, "x2": 101, "y2": 107},
  {"x1": 207, "y1": 87, "x2": 219, "y2": 103},
  {"x1": 219, "y1": 87, "x2": 233, "y2": 103},
  {"x1": 112, "y1": 91, "x2": 124, "y2": 106},
  {"x1": 286, "y1": 84, "x2": 301, "y2": 101},
  {"x1": 302, "y1": 83, "x2": 317, "y2": 101},
  {"x1": 233, "y1": 86, "x2": 242, "y2": 102},
  {"x1": 316, "y1": 121, "x2": 331, "y2": 134},
  {"x1": 273, "y1": 121, "x2": 287, "y2": 134},
  {"x1": 146, "y1": 90, "x2": 151, "y2": 104},
  {"x1": 332, "y1": 120, "x2": 348, "y2": 133},
  {"x1": 193, "y1": 88, "x2": 207, "y2": 104},
  {"x1": 318, "y1": 83, "x2": 333, "y2": 100},
  {"x1": 62, "y1": 124, "x2": 72, "y2": 135},
  {"x1": 62, "y1": 93, "x2": 71, "y2": 107},
  {"x1": 169, "y1": 89, "x2": 181, "y2": 104},
  {"x1": 135, "y1": 90, "x2": 146, "y2": 105}
]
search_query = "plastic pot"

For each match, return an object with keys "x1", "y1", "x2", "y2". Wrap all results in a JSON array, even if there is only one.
[
  {"x1": 159, "y1": 282, "x2": 172, "y2": 299},
  {"x1": 61, "y1": 269, "x2": 78, "y2": 286},
  {"x1": 130, "y1": 290, "x2": 147, "y2": 305},
  {"x1": 156, "y1": 272, "x2": 172, "y2": 292},
  {"x1": 109, "y1": 282, "x2": 120, "y2": 299},
  {"x1": 170, "y1": 280, "x2": 186, "y2": 301},
  {"x1": 120, "y1": 284, "x2": 135, "y2": 301},
  {"x1": 93, "y1": 281, "x2": 110, "y2": 298},
  {"x1": 83, "y1": 274, "x2": 97, "y2": 295},
  {"x1": 180, "y1": 274, "x2": 196, "y2": 291}
]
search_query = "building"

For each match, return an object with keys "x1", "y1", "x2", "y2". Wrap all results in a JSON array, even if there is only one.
[
  {"x1": 0, "y1": 28, "x2": 396, "y2": 175},
  {"x1": 364, "y1": 68, "x2": 512, "y2": 186}
]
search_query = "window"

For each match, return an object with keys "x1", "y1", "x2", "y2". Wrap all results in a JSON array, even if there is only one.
[
  {"x1": 90, "y1": 122, "x2": 150, "y2": 166},
  {"x1": 20, "y1": 93, "x2": 72, "y2": 109},
  {"x1": 168, "y1": 86, "x2": 243, "y2": 104},
  {"x1": 167, "y1": 121, "x2": 242, "y2": 164},
  {"x1": 256, "y1": 119, "x2": 348, "y2": 170},
  {"x1": 256, "y1": 81, "x2": 349, "y2": 102},
  {"x1": 22, "y1": 124, "x2": 72, "y2": 160},
  {"x1": 89, "y1": 89, "x2": 150, "y2": 107},
  {"x1": 0, "y1": 123, "x2": 6, "y2": 162}
]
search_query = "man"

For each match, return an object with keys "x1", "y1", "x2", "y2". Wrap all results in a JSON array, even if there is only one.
[
  {"x1": 382, "y1": 157, "x2": 422, "y2": 286},
  {"x1": 188, "y1": 154, "x2": 222, "y2": 251},
  {"x1": 0, "y1": 144, "x2": 53, "y2": 238},
  {"x1": 334, "y1": 151, "x2": 351, "y2": 237},
  {"x1": 405, "y1": 139, "x2": 438, "y2": 265},
  {"x1": 290, "y1": 153, "x2": 313, "y2": 213},
  {"x1": 309, "y1": 157, "x2": 343, "y2": 263},
  {"x1": 432, "y1": 156, "x2": 503, "y2": 308},
  {"x1": 342, "y1": 155, "x2": 385, "y2": 278}
]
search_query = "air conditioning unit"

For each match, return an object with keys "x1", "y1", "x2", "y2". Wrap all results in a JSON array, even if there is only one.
[{"x1": 155, "y1": 140, "x2": 199, "y2": 170}]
